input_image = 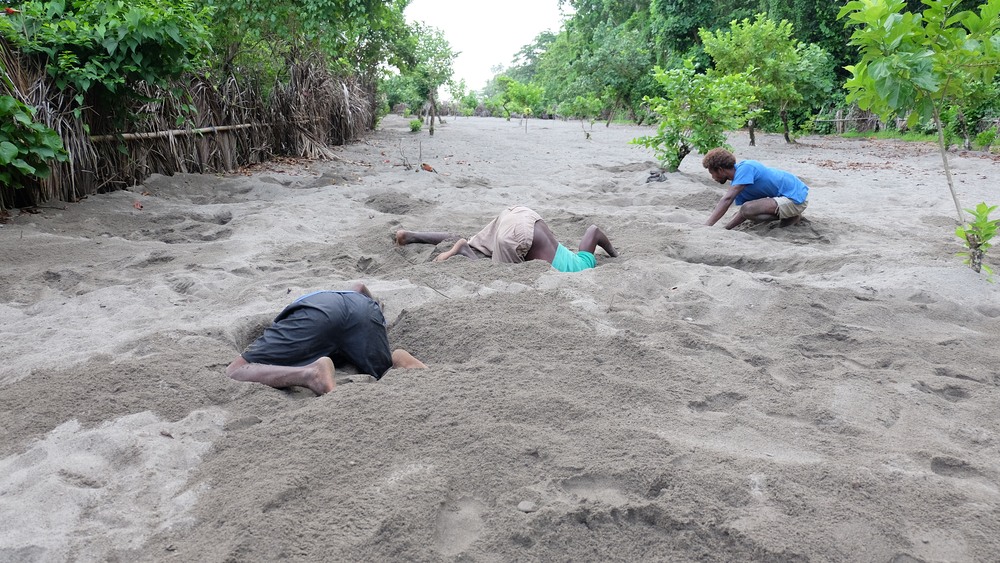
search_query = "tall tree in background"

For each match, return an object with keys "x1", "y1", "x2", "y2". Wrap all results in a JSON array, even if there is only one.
[
  {"x1": 407, "y1": 23, "x2": 456, "y2": 136},
  {"x1": 701, "y1": 14, "x2": 834, "y2": 144},
  {"x1": 201, "y1": 0, "x2": 412, "y2": 90}
]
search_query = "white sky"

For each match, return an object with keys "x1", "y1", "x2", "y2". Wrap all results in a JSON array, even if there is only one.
[{"x1": 405, "y1": 0, "x2": 570, "y2": 94}]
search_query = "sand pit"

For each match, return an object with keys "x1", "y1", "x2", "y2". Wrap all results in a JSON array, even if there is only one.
[{"x1": 1, "y1": 114, "x2": 998, "y2": 561}]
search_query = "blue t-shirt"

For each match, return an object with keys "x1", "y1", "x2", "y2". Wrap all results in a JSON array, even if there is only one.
[
  {"x1": 732, "y1": 160, "x2": 809, "y2": 205},
  {"x1": 551, "y1": 244, "x2": 597, "y2": 273}
]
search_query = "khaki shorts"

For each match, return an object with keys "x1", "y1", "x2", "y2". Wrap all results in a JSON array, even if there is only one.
[
  {"x1": 774, "y1": 197, "x2": 808, "y2": 219},
  {"x1": 468, "y1": 206, "x2": 541, "y2": 263}
]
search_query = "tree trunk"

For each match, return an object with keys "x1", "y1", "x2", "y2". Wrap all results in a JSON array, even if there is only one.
[
  {"x1": 967, "y1": 234, "x2": 984, "y2": 273},
  {"x1": 748, "y1": 119, "x2": 756, "y2": 146},
  {"x1": 781, "y1": 109, "x2": 792, "y2": 143},
  {"x1": 428, "y1": 91, "x2": 436, "y2": 136},
  {"x1": 958, "y1": 108, "x2": 971, "y2": 150},
  {"x1": 932, "y1": 106, "x2": 964, "y2": 222}
]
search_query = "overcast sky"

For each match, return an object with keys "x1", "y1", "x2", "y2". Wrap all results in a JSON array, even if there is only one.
[{"x1": 404, "y1": 0, "x2": 570, "y2": 93}]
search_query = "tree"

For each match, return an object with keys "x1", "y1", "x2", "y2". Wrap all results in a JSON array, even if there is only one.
[
  {"x1": 486, "y1": 76, "x2": 542, "y2": 125},
  {"x1": 839, "y1": 0, "x2": 1000, "y2": 222},
  {"x1": 632, "y1": 59, "x2": 758, "y2": 171},
  {"x1": 576, "y1": 22, "x2": 656, "y2": 125},
  {"x1": 701, "y1": 14, "x2": 834, "y2": 144},
  {"x1": 405, "y1": 22, "x2": 456, "y2": 135},
  {"x1": 506, "y1": 31, "x2": 558, "y2": 84}
]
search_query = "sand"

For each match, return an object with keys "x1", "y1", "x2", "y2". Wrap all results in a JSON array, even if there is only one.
[{"x1": 1, "y1": 114, "x2": 998, "y2": 562}]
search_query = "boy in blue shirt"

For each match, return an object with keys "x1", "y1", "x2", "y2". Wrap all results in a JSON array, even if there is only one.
[{"x1": 702, "y1": 148, "x2": 810, "y2": 230}]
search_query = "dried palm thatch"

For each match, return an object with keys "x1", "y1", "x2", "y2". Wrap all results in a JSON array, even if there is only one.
[
  {"x1": 83, "y1": 73, "x2": 271, "y2": 190},
  {"x1": 2, "y1": 41, "x2": 378, "y2": 210},
  {"x1": 270, "y1": 57, "x2": 373, "y2": 160}
]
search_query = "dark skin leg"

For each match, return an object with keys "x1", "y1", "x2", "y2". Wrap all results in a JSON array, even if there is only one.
[
  {"x1": 727, "y1": 198, "x2": 779, "y2": 229},
  {"x1": 524, "y1": 220, "x2": 558, "y2": 262},
  {"x1": 434, "y1": 238, "x2": 481, "y2": 261},
  {"x1": 436, "y1": 220, "x2": 562, "y2": 263},
  {"x1": 437, "y1": 221, "x2": 619, "y2": 264},
  {"x1": 395, "y1": 230, "x2": 462, "y2": 246},
  {"x1": 577, "y1": 224, "x2": 619, "y2": 257},
  {"x1": 226, "y1": 356, "x2": 336, "y2": 396}
]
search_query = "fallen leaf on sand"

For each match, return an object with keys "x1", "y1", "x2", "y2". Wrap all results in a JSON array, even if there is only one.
[
  {"x1": 421, "y1": 163, "x2": 437, "y2": 173},
  {"x1": 133, "y1": 201, "x2": 143, "y2": 210}
]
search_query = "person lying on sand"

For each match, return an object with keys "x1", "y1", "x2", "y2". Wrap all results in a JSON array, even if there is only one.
[
  {"x1": 396, "y1": 205, "x2": 618, "y2": 273},
  {"x1": 702, "y1": 147, "x2": 810, "y2": 230},
  {"x1": 225, "y1": 282, "x2": 426, "y2": 395}
]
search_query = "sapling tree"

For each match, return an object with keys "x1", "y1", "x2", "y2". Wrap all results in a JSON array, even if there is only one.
[
  {"x1": 407, "y1": 23, "x2": 456, "y2": 136},
  {"x1": 956, "y1": 202, "x2": 999, "y2": 277},
  {"x1": 631, "y1": 59, "x2": 758, "y2": 171},
  {"x1": 839, "y1": 0, "x2": 1000, "y2": 222}
]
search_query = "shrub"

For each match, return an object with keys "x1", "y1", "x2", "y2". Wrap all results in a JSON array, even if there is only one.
[
  {"x1": 0, "y1": 96, "x2": 68, "y2": 191},
  {"x1": 409, "y1": 119, "x2": 422, "y2": 132}
]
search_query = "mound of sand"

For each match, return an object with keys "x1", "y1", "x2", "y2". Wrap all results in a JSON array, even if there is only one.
[{"x1": 1, "y1": 114, "x2": 998, "y2": 561}]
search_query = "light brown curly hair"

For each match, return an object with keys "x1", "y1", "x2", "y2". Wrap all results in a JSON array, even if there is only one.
[{"x1": 702, "y1": 148, "x2": 736, "y2": 171}]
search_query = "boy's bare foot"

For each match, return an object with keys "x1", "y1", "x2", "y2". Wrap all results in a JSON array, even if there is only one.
[
  {"x1": 434, "y1": 238, "x2": 471, "y2": 261},
  {"x1": 305, "y1": 357, "x2": 336, "y2": 395},
  {"x1": 395, "y1": 230, "x2": 411, "y2": 246}
]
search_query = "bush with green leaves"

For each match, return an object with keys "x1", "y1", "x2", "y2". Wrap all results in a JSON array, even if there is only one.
[
  {"x1": 956, "y1": 202, "x2": 999, "y2": 277},
  {"x1": 632, "y1": 59, "x2": 758, "y2": 171},
  {"x1": 1, "y1": 0, "x2": 214, "y2": 105},
  {"x1": 409, "y1": 119, "x2": 422, "y2": 132},
  {"x1": 0, "y1": 95, "x2": 68, "y2": 190},
  {"x1": 700, "y1": 13, "x2": 835, "y2": 144},
  {"x1": 975, "y1": 126, "x2": 997, "y2": 151}
]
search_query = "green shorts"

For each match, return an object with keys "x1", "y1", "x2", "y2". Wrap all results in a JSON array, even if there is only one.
[{"x1": 551, "y1": 244, "x2": 597, "y2": 273}]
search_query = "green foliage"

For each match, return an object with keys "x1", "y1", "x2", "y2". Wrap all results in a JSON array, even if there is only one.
[
  {"x1": 0, "y1": 95, "x2": 68, "y2": 189},
  {"x1": 700, "y1": 14, "x2": 835, "y2": 140},
  {"x1": 956, "y1": 202, "x2": 999, "y2": 276},
  {"x1": 839, "y1": 0, "x2": 1000, "y2": 220},
  {"x1": 202, "y1": 0, "x2": 412, "y2": 77},
  {"x1": 1, "y1": 0, "x2": 214, "y2": 99},
  {"x1": 975, "y1": 125, "x2": 998, "y2": 149},
  {"x1": 561, "y1": 94, "x2": 603, "y2": 121},
  {"x1": 408, "y1": 118, "x2": 422, "y2": 132},
  {"x1": 505, "y1": 31, "x2": 557, "y2": 84},
  {"x1": 631, "y1": 60, "x2": 759, "y2": 171},
  {"x1": 381, "y1": 73, "x2": 423, "y2": 112},
  {"x1": 575, "y1": 23, "x2": 656, "y2": 123},
  {"x1": 839, "y1": 0, "x2": 1000, "y2": 128},
  {"x1": 486, "y1": 76, "x2": 543, "y2": 120},
  {"x1": 405, "y1": 23, "x2": 456, "y2": 101}
]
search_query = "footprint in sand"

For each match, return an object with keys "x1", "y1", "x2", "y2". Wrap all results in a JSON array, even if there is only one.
[
  {"x1": 913, "y1": 381, "x2": 969, "y2": 403},
  {"x1": 930, "y1": 456, "x2": 980, "y2": 479},
  {"x1": 435, "y1": 496, "x2": 486, "y2": 556},
  {"x1": 688, "y1": 391, "x2": 747, "y2": 413}
]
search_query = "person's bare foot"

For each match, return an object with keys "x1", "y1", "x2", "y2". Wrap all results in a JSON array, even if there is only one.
[
  {"x1": 392, "y1": 348, "x2": 428, "y2": 369},
  {"x1": 305, "y1": 357, "x2": 336, "y2": 395},
  {"x1": 434, "y1": 238, "x2": 471, "y2": 262},
  {"x1": 395, "y1": 230, "x2": 411, "y2": 246}
]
